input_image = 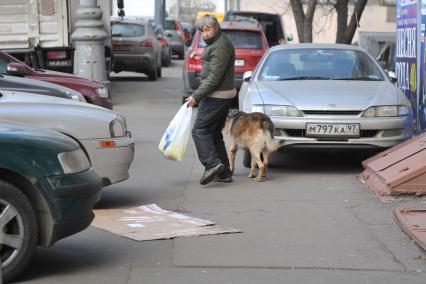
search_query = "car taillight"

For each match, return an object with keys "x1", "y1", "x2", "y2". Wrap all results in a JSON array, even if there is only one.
[
  {"x1": 140, "y1": 39, "x2": 153, "y2": 47},
  {"x1": 47, "y1": 51, "x2": 67, "y2": 60},
  {"x1": 159, "y1": 38, "x2": 167, "y2": 46},
  {"x1": 188, "y1": 51, "x2": 202, "y2": 71}
]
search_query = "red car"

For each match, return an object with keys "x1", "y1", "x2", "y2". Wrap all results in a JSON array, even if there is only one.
[
  {"x1": 183, "y1": 21, "x2": 269, "y2": 93},
  {"x1": 0, "y1": 51, "x2": 112, "y2": 109}
]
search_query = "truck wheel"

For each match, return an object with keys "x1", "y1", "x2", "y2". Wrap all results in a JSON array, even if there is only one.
[
  {"x1": 243, "y1": 150, "x2": 251, "y2": 168},
  {"x1": 0, "y1": 180, "x2": 37, "y2": 283}
]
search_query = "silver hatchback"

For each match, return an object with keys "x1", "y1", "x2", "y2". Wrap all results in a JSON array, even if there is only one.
[
  {"x1": 111, "y1": 18, "x2": 162, "y2": 80},
  {"x1": 239, "y1": 44, "x2": 414, "y2": 149}
]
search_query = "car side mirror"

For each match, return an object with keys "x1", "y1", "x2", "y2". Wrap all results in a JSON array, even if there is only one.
[
  {"x1": 388, "y1": 70, "x2": 397, "y2": 83},
  {"x1": 7, "y1": 62, "x2": 27, "y2": 76},
  {"x1": 243, "y1": 71, "x2": 253, "y2": 82}
]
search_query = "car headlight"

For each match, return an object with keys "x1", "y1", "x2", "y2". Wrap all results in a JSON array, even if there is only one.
[
  {"x1": 109, "y1": 114, "x2": 127, "y2": 137},
  {"x1": 263, "y1": 105, "x2": 302, "y2": 117},
  {"x1": 58, "y1": 148, "x2": 91, "y2": 174},
  {"x1": 95, "y1": 87, "x2": 109, "y2": 98},
  {"x1": 66, "y1": 90, "x2": 86, "y2": 102},
  {"x1": 251, "y1": 104, "x2": 265, "y2": 113},
  {"x1": 362, "y1": 105, "x2": 410, "y2": 117}
]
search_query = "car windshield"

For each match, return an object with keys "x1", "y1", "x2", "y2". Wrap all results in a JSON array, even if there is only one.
[
  {"x1": 258, "y1": 48, "x2": 385, "y2": 81},
  {"x1": 112, "y1": 23, "x2": 145, "y2": 37},
  {"x1": 198, "y1": 30, "x2": 263, "y2": 49}
]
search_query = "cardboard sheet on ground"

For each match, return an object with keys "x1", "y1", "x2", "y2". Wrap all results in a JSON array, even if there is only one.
[{"x1": 91, "y1": 204, "x2": 242, "y2": 241}]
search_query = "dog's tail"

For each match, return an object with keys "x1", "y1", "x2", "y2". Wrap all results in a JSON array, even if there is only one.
[{"x1": 262, "y1": 116, "x2": 283, "y2": 152}]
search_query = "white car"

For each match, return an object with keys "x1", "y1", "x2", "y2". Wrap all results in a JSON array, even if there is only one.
[{"x1": 0, "y1": 89, "x2": 134, "y2": 186}]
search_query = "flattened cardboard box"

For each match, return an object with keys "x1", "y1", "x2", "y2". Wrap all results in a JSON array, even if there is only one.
[{"x1": 91, "y1": 204, "x2": 242, "y2": 241}]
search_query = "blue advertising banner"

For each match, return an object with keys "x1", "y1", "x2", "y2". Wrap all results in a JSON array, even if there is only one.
[
  {"x1": 396, "y1": 0, "x2": 419, "y2": 129},
  {"x1": 420, "y1": 0, "x2": 426, "y2": 129}
]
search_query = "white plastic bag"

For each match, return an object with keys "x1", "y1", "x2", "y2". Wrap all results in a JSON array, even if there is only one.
[{"x1": 159, "y1": 103, "x2": 193, "y2": 161}]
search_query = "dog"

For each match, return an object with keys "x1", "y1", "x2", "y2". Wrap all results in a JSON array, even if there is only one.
[{"x1": 224, "y1": 110, "x2": 282, "y2": 182}]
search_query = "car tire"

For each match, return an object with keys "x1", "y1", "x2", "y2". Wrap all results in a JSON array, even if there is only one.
[
  {"x1": 148, "y1": 67, "x2": 158, "y2": 81},
  {"x1": 157, "y1": 66, "x2": 162, "y2": 78},
  {"x1": 243, "y1": 150, "x2": 251, "y2": 168},
  {"x1": 0, "y1": 180, "x2": 37, "y2": 283}
]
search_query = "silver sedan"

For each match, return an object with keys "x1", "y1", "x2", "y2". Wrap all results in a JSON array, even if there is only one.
[{"x1": 239, "y1": 43, "x2": 414, "y2": 149}]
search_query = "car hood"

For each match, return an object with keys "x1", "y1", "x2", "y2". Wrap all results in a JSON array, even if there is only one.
[
  {"x1": 32, "y1": 69, "x2": 103, "y2": 88},
  {"x1": 0, "y1": 90, "x2": 120, "y2": 139},
  {"x1": 255, "y1": 80, "x2": 398, "y2": 111}
]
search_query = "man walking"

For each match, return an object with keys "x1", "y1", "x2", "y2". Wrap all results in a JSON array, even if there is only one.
[{"x1": 186, "y1": 15, "x2": 236, "y2": 185}]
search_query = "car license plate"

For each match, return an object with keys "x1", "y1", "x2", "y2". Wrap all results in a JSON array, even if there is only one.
[
  {"x1": 305, "y1": 123, "x2": 360, "y2": 137},
  {"x1": 235, "y1": 59, "x2": 244, "y2": 67}
]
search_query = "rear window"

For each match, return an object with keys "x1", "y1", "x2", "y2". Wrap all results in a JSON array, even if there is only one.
[
  {"x1": 197, "y1": 30, "x2": 263, "y2": 49},
  {"x1": 165, "y1": 20, "x2": 176, "y2": 30},
  {"x1": 112, "y1": 23, "x2": 145, "y2": 37}
]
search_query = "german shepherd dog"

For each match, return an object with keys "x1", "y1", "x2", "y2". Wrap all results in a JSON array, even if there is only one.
[{"x1": 224, "y1": 110, "x2": 282, "y2": 182}]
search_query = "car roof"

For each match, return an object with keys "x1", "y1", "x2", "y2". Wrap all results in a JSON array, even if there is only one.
[
  {"x1": 220, "y1": 21, "x2": 262, "y2": 32},
  {"x1": 269, "y1": 43, "x2": 366, "y2": 52},
  {"x1": 111, "y1": 17, "x2": 147, "y2": 25}
]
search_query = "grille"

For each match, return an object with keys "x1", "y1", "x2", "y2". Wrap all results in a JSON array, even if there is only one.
[{"x1": 302, "y1": 110, "x2": 362, "y2": 115}]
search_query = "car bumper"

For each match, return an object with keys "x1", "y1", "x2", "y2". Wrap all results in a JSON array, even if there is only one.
[
  {"x1": 80, "y1": 133, "x2": 135, "y2": 186},
  {"x1": 37, "y1": 169, "x2": 102, "y2": 245},
  {"x1": 170, "y1": 40, "x2": 184, "y2": 54},
  {"x1": 185, "y1": 71, "x2": 244, "y2": 91},
  {"x1": 271, "y1": 115, "x2": 413, "y2": 149},
  {"x1": 113, "y1": 53, "x2": 155, "y2": 71}
]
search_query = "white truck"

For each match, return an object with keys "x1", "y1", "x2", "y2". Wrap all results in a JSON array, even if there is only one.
[{"x1": 0, "y1": 0, "x2": 113, "y2": 74}]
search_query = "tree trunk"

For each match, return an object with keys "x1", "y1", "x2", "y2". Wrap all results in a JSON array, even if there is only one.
[
  {"x1": 290, "y1": 0, "x2": 317, "y2": 43},
  {"x1": 344, "y1": 0, "x2": 368, "y2": 44},
  {"x1": 335, "y1": 0, "x2": 348, "y2": 43},
  {"x1": 290, "y1": 0, "x2": 306, "y2": 42},
  {"x1": 303, "y1": 0, "x2": 317, "y2": 42}
]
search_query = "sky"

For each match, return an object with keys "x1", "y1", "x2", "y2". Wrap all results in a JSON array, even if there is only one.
[{"x1": 111, "y1": 0, "x2": 225, "y2": 18}]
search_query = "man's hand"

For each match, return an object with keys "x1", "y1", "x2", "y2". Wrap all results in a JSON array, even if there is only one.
[{"x1": 186, "y1": 96, "x2": 197, "y2": 107}]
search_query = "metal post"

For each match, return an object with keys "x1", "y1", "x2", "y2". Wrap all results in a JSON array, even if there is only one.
[
  {"x1": 176, "y1": 0, "x2": 181, "y2": 19},
  {"x1": 225, "y1": 0, "x2": 228, "y2": 13},
  {"x1": 155, "y1": 0, "x2": 166, "y2": 27},
  {"x1": 71, "y1": 0, "x2": 108, "y2": 85}
]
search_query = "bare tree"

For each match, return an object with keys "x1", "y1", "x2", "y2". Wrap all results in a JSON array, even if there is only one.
[
  {"x1": 169, "y1": 0, "x2": 216, "y2": 21},
  {"x1": 290, "y1": 0, "x2": 318, "y2": 43},
  {"x1": 335, "y1": 0, "x2": 368, "y2": 43}
]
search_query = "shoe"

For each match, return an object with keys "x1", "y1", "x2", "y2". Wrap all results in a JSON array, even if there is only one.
[
  {"x1": 213, "y1": 174, "x2": 233, "y2": 183},
  {"x1": 200, "y1": 163, "x2": 225, "y2": 185}
]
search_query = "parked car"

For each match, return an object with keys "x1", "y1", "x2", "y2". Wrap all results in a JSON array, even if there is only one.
[
  {"x1": 164, "y1": 19, "x2": 186, "y2": 59},
  {"x1": 111, "y1": 18, "x2": 162, "y2": 80},
  {"x1": 224, "y1": 11, "x2": 289, "y2": 47},
  {"x1": 377, "y1": 42, "x2": 396, "y2": 73},
  {"x1": 0, "y1": 122, "x2": 102, "y2": 283},
  {"x1": 239, "y1": 44, "x2": 413, "y2": 165},
  {"x1": 183, "y1": 21, "x2": 269, "y2": 94},
  {"x1": 0, "y1": 73, "x2": 86, "y2": 102},
  {"x1": 180, "y1": 21, "x2": 195, "y2": 46},
  {"x1": 0, "y1": 51, "x2": 113, "y2": 109},
  {"x1": 152, "y1": 24, "x2": 172, "y2": 67},
  {"x1": 0, "y1": 89, "x2": 135, "y2": 186}
]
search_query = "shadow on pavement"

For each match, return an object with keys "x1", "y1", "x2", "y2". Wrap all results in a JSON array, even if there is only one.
[{"x1": 269, "y1": 148, "x2": 380, "y2": 174}]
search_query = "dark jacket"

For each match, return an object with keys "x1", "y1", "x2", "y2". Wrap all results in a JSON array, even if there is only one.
[{"x1": 192, "y1": 28, "x2": 235, "y2": 102}]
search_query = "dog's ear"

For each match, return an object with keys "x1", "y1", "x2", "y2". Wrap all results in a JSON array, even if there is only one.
[{"x1": 228, "y1": 108, "x2": 239, "y2": 117}]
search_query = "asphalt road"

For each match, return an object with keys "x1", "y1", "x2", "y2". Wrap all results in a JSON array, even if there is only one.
[{"x1": 16, "y1": 60, "x2": 426, "y2": 284}]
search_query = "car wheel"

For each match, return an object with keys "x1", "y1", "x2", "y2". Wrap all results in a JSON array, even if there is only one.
[
  {"x1": 157, "y1": 65, "x2": 162, "y2": 78},
  {"x1": 148, "y1": 66, "x2": 158, "y2": 81},
  {"x1": 0, "y1": 180, "x2": 37, "y2": 283},
  {"x1": 243, "y1": 149, "x2": 251, "y2": 168}
]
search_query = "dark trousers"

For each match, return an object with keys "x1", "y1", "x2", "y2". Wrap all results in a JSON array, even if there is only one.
[{"x1": 192, "y1": 97, "x2": 233, "y2": 171}]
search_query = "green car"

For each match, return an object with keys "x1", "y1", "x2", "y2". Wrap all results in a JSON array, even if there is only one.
[{"x1": 0, "y1": 122, "x2": 102, "y2": 283}]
